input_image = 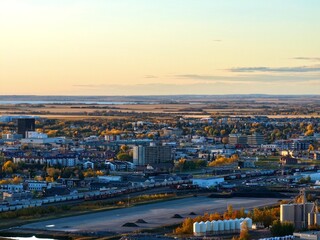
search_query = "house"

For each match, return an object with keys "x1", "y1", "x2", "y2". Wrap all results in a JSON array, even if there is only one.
[
  {"x1": 83, "y1": 161, "x2": 94, "y2": 169},
  {"x1": 105, "y1": 160, "x2": 135, "y2": 171}
]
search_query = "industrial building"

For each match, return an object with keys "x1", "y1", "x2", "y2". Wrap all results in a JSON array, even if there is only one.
[
  {"x1": 293, "y1": 231, "x2": 320, "y2": 240},
  {"x1": 280, "y1": 190, "x2": 319, "y2": 229},
  {"x1": 193, "y1": 218, "x2": 252, "y2": 236}
]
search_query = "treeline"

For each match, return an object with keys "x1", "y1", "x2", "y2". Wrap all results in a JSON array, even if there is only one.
[{"x1": 174, "y1": 205, "x2": 280, "y2": 235}]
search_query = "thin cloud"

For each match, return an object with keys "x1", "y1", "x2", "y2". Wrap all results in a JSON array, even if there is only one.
[
  {"x1": 175, "y1": 74, "x2": 229, "y2": 80},
  {"x1": 144, "y1": 75, "x2": 158, "y2": 79},
  {"x1": 71, "y1": 81, "x2": 320, "y2": 95},
  {"x1": 175, "y1": 73, "x2": 320, "y2": 82},
  {"x1": 293, "y1": 57, "x2": 320, "y2": 62},
  {"x1": 229, "y1": 66, "x2": 320, "y2": 73},
  {"x1": 73, "y1": 84, "x2": 101, "y2": 88}
]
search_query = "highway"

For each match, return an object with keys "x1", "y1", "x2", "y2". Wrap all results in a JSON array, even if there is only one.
[{"x1": 19, "y1": 196, "x2": 281, "y2": 235}]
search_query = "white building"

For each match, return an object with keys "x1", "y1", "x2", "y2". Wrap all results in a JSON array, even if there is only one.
[
  {"x1": 26, "y1": 131, "x2": 48, "y2": 139},
  {"x1": 98, "y1": 176, "x2": 122, "y2": 182},
  {"x1": 27, "y1": 181, "x2": 47, "y2": 191},
  {"x1": 83, "y1": 161, "x2": 94, "y2": 169},
  {"x1": 13, "y1": 157, "x2": 78, "y2": 167},
  {"x1": 192, "y1": 177, "x2": 224, "y2": 188},
  {"x1": 21, "y1": 137, "x2": 66, "y2": 144},
  {"x1": 0, "y1": 184, "x2": 23, "y2": 192}
]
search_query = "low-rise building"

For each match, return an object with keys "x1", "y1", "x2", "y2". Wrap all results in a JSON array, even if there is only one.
[
  {"x1": 192, "y1": 177, "x2": 224, "y2": 188},
  {"x1": 294, "y1": 231, "x2": 320, "y2": 240},
  {"x1": 0, "y1": 184, "x2": 23, "y2": 192},
  {"x1": 280, "y1": 156, "x2": 298, "y2": 165},
  {"x1": 26, "y1": 181, "x2": 47, "y2": 191},
  {"x1": 2, "y1": 191, "x2": 32, "y2": 201}
]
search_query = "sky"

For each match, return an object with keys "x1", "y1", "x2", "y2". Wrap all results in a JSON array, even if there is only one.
[{"x1": 0, "y1": 0, "x2": 320, "y2": 95}]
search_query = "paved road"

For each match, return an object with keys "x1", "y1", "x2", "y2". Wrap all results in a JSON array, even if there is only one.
[{"x1": 19, "y1": 197, "x2": 279, "y2": 234}]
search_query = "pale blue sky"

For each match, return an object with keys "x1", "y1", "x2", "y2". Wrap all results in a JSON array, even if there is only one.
[{"x1": 0, "y1": 0, "x2": 319, "y2": 95}]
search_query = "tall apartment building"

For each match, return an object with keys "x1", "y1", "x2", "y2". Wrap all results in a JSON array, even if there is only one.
[
  {"x1": 133, "y1": 144, "x2": 172, "y2": 166},
  {"x1": 247, "y1": 133, "x2": 265, "y2": 146},
  {"x1": 228, "y1": 134, "x2": 247, "y2": 146},
  {"x1": 17, "y1": 118, "x2": 35, "y2": 138}
]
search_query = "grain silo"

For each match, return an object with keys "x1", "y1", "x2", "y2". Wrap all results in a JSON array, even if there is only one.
[
  {"x1": 217, "y1": 220, "x2": 224, "y2": 232},
  {"x1": 280, "y1": 204, "x2": 295, "y2": 223},
  {"x1": 235, "y1": 218, "x2": 241, "y2": 230},
  {"x1": 229, "y1": 219, "x2": 236, "y2": 232},
  {"x1": 224, "y1": 219, "x2": 230, "y2": 233},
  {"x1": 193, "y1": 222, "x2": 200, "y2": 236},
  {"x1": 280, "y1": 189, "x2": 316, "y2": 229},
  {"x1": 205, "y1": 220, "x2": 212, "y2": 232},
  {"x1": 244, "y1": 217, "x2": 253, "y2": 229},
  {"x1": 212, "y1": 220, "x2": 218, "y2": 234},
  {"x1": 199, "y1": 221, "x2": 206, "y2": 234},
  {"x1": 315, "y1": 213, "x2": 320, "y2": 225}
]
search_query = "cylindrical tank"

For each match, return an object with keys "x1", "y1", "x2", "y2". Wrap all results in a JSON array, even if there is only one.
[
  {"x1": 193, "y1": 222, "x2": 200, "y2": 236},
  {"x1": 280, "y1": 204, "x2": 295, "y2": 222},
  {"x1": 212, "y1": 220, "x2": 218, "y2": 234},
  {"x1": 224, "y1": 219, "x2": 230, "y2": 232},
  {"x1": 229, "y1": 219, "x2": 236, "y2": 231},
  {"x1": 315, "y1": 213, "x2": 320, "y2": 225},
  {"x1": 218, "y1": 220, "x2": 224, "y2": 232},
  {"x1": 205, "y1": 220, "x2": 212, "y2": 232},
  {"x1": 245, "y1": 217, "x2": 252, "y2": 229},
  {"x1": 235, "y1": 219, "x2": 241, "y2": 230},
  {"x1": 308, "y1": 212, "x2": 315, "y2": 226},
  {"x1": 199, "y1": 221, "x2": 206, "y2": 234}
]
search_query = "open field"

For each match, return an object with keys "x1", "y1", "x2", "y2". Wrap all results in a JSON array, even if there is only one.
[
  {"x1": 18, "y1": 197, "x2": 281, "y2": 235},
  {"x1": 1, "y1": 95, "x2": 319, "y2": 119}
]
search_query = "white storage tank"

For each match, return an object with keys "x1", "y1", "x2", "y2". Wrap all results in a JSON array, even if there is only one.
[
  {"x1": 199, "y1": 221, "x2": 206, "y2": 234},
  {"x1": 224, "y1": 219, "x2": 230, "y2": 232},
  {"x1": 212, "y1": 220, "x2": 218, "y2": 234},
  {"x1": 218, "y1": 220, "x2": 224, "y2": 232},
  {"x1": 235, "y1": 218, "x2": 241, "y2": 230},
  {"x1": 205, "y1": 220, "x2": 212, "y2": 232},
  {"x1": 193, "y1": 222, "x2": 200, "y2": 236},
  {"x1": 229, "y1": 219, "x2": 236, "y2": 231},
  {"x1": 245, "y1": 217, "x2": 253, "y2": 229}
]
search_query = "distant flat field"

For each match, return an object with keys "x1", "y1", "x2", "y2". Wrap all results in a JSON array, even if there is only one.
[
  {"x1": 0, "y1": 103, "x2": 319, "y2": 118},
  {"x1": 19, "y1": 197, "x2": 280, "y2": 234}
]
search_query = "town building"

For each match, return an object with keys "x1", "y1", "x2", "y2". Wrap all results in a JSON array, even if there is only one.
[
  {"x1": 247, "y1": 133, "x2": 265, "y2": 146},
  {"x1": 229, "y1": 134, "x2": 247, "y2": 146},
  {"x1": 17, "y1": 118, "x2": 35, "y2": 138},
  {"x1": 192, "y1": 177, "x2": 224, "y2": 188},
  {"x1": 133, "y1": 144, "x2": 173, "y2": 166}
]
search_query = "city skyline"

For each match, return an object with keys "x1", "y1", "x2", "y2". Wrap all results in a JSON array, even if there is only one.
[{"x1": 1, "y1": 0, "x2": 319, "y2": 95}]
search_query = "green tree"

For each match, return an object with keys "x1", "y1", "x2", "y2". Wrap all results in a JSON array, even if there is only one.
[
  {"x1": 116, "y1": 152, "x2": 132, "y2": 161},
  {"x1": 270, "y1": 220, "x2": 294, "y2": 237}
]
